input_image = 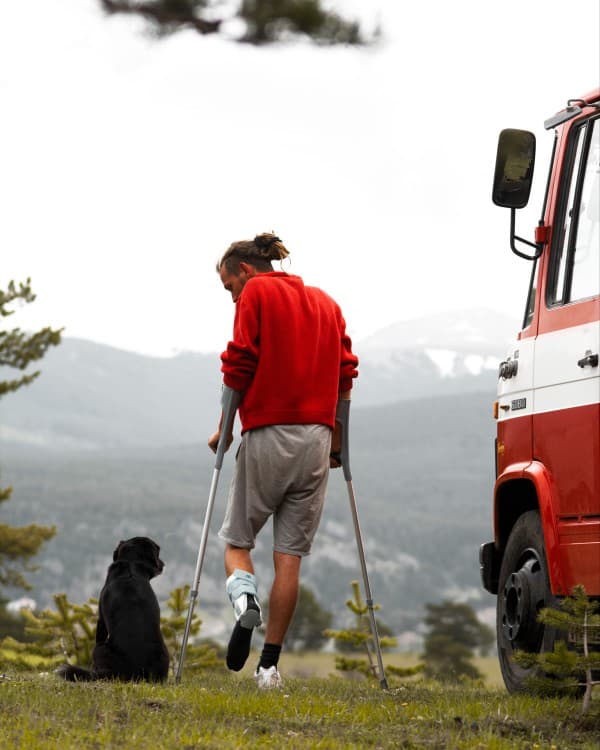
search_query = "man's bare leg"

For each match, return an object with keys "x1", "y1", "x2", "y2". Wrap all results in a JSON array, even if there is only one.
[
  {"x1": 255, "y1": 551, "x2": 302, "y2": 684},
  {"x1": 225, "y1": 545, "x2": 253, "y2": 576},
  {"x1": 264, "y1": 551, "x2": 301, "y2": 644}
]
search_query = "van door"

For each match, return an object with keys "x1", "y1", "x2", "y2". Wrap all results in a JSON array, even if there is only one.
[{"x1": 533, "y1": 114, "x2": 600, "y2": 595}]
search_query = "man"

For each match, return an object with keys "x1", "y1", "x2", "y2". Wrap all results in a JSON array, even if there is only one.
[{"x1": 209, "y1": 232, "x2": 358, "y2": 689}]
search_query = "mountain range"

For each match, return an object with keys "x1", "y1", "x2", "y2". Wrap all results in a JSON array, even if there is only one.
[
  {"x1": 0, "y1": 308, "x2": 518, "y2": 646},
  {"x1": 0, "y1": 308, "x2": 516, "y2": 450}
]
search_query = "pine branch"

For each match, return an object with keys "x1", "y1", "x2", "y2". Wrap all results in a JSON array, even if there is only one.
[
  {"x1": 0, "y1": 523, "x2": 56, "y2": 590},
  {"x1": 0, "y1": 327, "x2": 63, "y2": 370},
  {"x1": 98, "y1": 0, "x2": 372, "y2": 44},
  {"x1": 0, "y1": 280, "x2": 36, "y2": 317},
  {"x1": 0, "y1": 279, "x2": 62, "y2": 401},
  {"x1": 101, "y1": 0, "x2": 221, "y2": 36},
  {"x1": 514, "y1": 585, "x2": 600, "y2": 712}
]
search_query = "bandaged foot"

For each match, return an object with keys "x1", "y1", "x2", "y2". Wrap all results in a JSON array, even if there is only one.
[
  {"x1": 225, "y1": 570, "x2": 262, "y2": 671},
  {"x1": 226, "y1": 569, "x2": 262, "y2": 629}
]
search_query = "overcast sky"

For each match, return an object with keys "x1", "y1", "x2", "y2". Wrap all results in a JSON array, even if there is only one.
[{"x1": 2, "y1": 0, "x2": 599, "y2": 356}]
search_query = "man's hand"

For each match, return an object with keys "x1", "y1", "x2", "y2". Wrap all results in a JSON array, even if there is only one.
[
  {"x1": 208, "y1": 429, "x2": 233, "y2": 454},
  {"x1": 329, "y1": 452, "x2": 342, "y2": 469},
  {"x1": 330, "y1": 393, "x2": 350, "y2": 469},
  {"x1": 329, "y1": 420, "x2": 342, "y2": 469}
]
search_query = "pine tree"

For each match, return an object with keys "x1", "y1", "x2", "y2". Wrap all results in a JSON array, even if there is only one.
[
  {"x1": 0, "y1": 279, "x2": 61, "y2": 599},
  {"x1": 421, "y1": 600, "x2": 494, "y2": 682},
  {"x1": 325, "y1": 580, "x2": 421, "y2": 681},
  {"x1": 161, "y1": 585, "x2": 221, "y2": 674},
  {"x1": 0, "y1": 586, "x2": 222, "y2": 677},
  {"x1": 0, "y1": 594, "x2": 97, "y2": 672},
  {"x1": 513, "y1": 585, "x2": 600, "y2": 714}
]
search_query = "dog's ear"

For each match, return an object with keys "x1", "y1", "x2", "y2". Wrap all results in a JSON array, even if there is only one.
[
  {"x1": 147, "y1": 540, "x2": 161, "y2": 565},
  {"x1": 113, "y1": 541, "x2": 126, "y2": 561},
  {"x1": 144, "y1": 539, "x2": 164, "y2": 575}
]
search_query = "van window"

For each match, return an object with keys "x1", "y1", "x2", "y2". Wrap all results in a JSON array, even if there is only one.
[
  {"x1": 548, "y1": 117, "x2": 600, "y2": 305},
  {"x1": 570, "y1": 118, "x2": 600, "y2": 301}
]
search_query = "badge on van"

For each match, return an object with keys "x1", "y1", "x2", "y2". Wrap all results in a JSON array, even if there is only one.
[{"x1": 511, "y1": 398, "x2": 527, "y2": 411}]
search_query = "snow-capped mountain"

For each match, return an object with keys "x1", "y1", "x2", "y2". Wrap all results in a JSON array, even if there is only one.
[
  {"x1": 357, "y1": 307, "x2": 517, "y2": 372},
  {"x1": 354, "y1": 308, "x2": 518, "y2": 405}
]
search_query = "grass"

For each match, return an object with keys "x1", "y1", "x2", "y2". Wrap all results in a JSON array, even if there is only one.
[
  {"x1": 0, "y1": 654, "x2": 598, "y2": 749},
  {"x1": 282, "y1": 651, "x2": 505, "y2": 686}
]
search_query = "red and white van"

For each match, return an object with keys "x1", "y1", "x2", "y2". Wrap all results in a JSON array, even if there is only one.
[{"x1": 480, "y1": 88, "x2": 600, "y2": 692}]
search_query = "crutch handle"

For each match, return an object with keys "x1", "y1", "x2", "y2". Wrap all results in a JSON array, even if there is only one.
[
  {"x1": 215, "y1": 386, "x2": 241, "y2": 469},
  {"x1": 335, "y1": 399, "x2": 352, "y2": 482}
]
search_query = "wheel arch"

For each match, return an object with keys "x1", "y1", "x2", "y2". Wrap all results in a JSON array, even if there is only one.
[{"x1": 494, "y1": 462, "x2": 564, "y2": 595}]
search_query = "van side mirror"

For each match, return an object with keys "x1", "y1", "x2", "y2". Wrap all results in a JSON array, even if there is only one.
[{"x1": 492, "y1": 129, "x2": 536, "y2": 209}]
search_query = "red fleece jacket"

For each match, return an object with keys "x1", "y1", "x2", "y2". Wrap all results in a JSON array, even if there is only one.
[{"x1": 221, "y1": 272, "x2": 358, "y2": 433}]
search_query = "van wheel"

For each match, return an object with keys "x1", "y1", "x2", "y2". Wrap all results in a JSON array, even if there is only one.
[{"x1": 496, "y1": 510, "x2": 557, "y2": 693}]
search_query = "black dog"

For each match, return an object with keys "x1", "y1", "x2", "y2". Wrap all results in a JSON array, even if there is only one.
[{"x1": 57, "y1": 537, "x2": 170, "y2": 682}]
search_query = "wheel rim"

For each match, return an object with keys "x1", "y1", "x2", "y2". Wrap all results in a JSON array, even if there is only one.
[{"x1": 500, "y1": 552, "x2": 545, "y2": 652}]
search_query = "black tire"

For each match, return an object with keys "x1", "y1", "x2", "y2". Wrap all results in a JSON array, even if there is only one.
[{"x1": 496, "y1": 510, "x2": 557, "y2": 693}]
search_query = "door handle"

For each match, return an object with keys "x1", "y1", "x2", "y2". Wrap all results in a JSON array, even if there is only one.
[{"x1": 577, "y1": 350, "x2": 599, "y2": 368}]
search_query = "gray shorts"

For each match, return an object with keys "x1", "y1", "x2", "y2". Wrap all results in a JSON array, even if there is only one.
[{"x1": 218, "y1": 424, "x2": 331, "y2": 557}]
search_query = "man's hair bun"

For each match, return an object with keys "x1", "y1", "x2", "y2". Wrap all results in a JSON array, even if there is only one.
[
  {"x1": 217, "y1": 232, "x2": 291, "y2": 273},
  {"x1": 253, "y1": 233, "x2": 290, "y2": 261}
]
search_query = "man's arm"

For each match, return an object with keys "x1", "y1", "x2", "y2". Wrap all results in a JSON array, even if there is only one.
[
  {"x1": 220, "y1": 286, "x2": 260, "y2": 393},
  {"x1": 330, "y1": 389, "x2": 351, "y2": 468},
  {"x1": 210, "y1": 288, "x2": 259, "y2": 452}
]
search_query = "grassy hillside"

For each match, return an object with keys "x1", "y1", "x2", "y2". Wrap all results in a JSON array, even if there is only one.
[{"x1": 0, "y1": 667, "x2": 598, "y2": 749}]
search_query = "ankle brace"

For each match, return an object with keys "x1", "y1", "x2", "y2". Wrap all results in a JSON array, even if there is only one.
[
  {"x1": 226, "y1": 569, "x2": 262, "y2": 626},
  {"x1": 226, "y1": 569, "x2": 258, "y2": 604}
]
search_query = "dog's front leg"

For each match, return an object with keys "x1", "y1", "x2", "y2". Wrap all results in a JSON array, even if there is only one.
[{"x1": 96, "y1": 604, "x2": 108, "y2": 643}]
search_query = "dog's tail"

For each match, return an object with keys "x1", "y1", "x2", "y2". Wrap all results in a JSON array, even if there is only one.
[{"x1": 55, "y1": 664, "x2": 97, "y2": 682}]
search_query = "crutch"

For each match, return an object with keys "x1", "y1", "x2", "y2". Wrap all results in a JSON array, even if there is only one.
[
  {"x1": 175, "y1": 385, "x2": 240, "y2": 684},
  {"x1": 336, "y1": 399, "x2": 389, "y2": 690}
]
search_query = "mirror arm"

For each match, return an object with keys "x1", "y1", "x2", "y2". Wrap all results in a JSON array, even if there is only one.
[{"x1": 510, "y1": 208, "x2": 543, "y2": 261}]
